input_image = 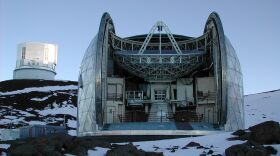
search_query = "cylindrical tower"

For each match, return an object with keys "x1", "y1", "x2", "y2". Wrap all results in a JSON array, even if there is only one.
[{"x1": 13, "y1": 42, "x2": 58, "y2": 80}]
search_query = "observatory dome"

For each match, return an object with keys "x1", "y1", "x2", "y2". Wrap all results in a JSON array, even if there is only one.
[{"x1": 13, "y1": 42, "x2": 58, "y2": 80}]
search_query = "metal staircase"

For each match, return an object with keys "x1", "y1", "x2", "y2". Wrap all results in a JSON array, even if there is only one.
[{"x1": 148, "y1": 102, "x2": 173, "y2": 122}]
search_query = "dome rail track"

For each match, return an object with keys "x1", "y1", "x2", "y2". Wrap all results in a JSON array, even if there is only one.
[{"x1": 110, "y1": 30, "x2": 213, "y2": 53}]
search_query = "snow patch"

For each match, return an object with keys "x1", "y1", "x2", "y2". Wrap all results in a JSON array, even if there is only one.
[
  {"x1": 27, "y1": 121, "x2": 46, "y2": 125},
  {"x1": 0, "y1": 144, "x2": 10, "y2": 149},
  {"x1": 19, "y1": 110, "x2": 35, "y2": 117},
  {"x1": 68, "y1": 130, "x2": 77, "y2": 136},
  {"x1": 0, "y1": 119, "x2": 12, "y2": 124},
  {"x1": 4, "y1": 116, "x2": 17, "y2": 119},
  {"x1": 64, "y1": 154, "x2": 76, "y2": 156},
  {"x1": 88, "y1": 147, "x2": 109, "y2": 156},
  {"x1": 134, "y1": 132, "x2": 244, "y2": 155},
  {"x1": 245, "y1": 90, "x2": 280, "y2": 128},
  {"x1": 67, "y1": 119, "x2": 77, "y2": 128},
  {"x1": 31, "y1": 95, "x2": 51, "y2": 101},
  {"x1": 36, "y1": 104, "x2": 77, "y2": 117}
]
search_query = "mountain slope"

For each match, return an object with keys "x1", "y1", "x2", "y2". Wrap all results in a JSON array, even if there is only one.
[
  {"x1": 245, "y1": 89, "x2": 280, "y2": 128},
  {"x1": 0, "y1": 79, "x2": 78, "y2": 135}
]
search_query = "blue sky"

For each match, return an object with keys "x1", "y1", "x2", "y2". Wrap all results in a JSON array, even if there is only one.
[{"x1": 0, "y1": 0, "x2": 279, "y2": 95}]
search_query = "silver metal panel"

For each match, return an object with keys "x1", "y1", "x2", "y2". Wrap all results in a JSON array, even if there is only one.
[
  {"x1": 204, "y1": 12, "x2": 244, "y2": 131},
  {"x1": 78, "y1": 13, "x2": 115, "y2": 136},
  {"x1": 224, "y1": 37, "x2": 244, "y2": 130},
  {"x1": 77, "y1": 36, "x2": 98, "y2": 136},
  {"x1": 13, "y1": 68, "x2": 55, "y2": 80},
  {"x1": 204, "y1": 12, "x2": 228, "y2": 127},
  {"x1": 95, "y1": 13, "x2": 115, "y2": 126}
]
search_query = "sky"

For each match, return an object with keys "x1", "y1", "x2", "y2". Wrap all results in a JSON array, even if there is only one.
[{"x1": 0, "y1": 0, "x2": 279, "y2": 95}]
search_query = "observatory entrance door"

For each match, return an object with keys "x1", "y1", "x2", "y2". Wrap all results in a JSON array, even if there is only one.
[
  {"x1": 154, "y1": 90, "x2": 166, "y2": 100},
  {"x1": 106, "y1": 106, "x2": 116, "y2": 123}
]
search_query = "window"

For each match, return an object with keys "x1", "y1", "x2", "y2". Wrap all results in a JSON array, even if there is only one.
[
  {"x1": 154, "y1": 90, "x2": 166, "y2": 100},
  {"x1": 44, "y1": 48, "x2": 49, "y2": 61},
  {"x1": 107, "y1": 84, "x2": 123, "y2": 101},
  {"x1": 173, "y1": 89, "x2": 177, "y2": 99},
  {"x1": 22, "y1": 47, "x2": 26, "y2": 59}
]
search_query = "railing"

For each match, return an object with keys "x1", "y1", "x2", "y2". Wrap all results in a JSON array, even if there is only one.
[
  {"x1": 174, "y1": 110, "x2": 203, "y2": 122},
  {"x1": 125, "y1": 99, "x2": 197, "y2": 107},
  {"x1": 110, "y1": 30, "x2": 213, "y2": 53},
  {"x1": 126, "y1": 91, "x2": 144, "y2": 100},
  {"x1": 118, "y1": 110, "x2": 148, "y2": 122},
  {"x1": 116, "y1": 110, "x2": 204, "y2": 123},
  {"x1": 197, "y1": 91, "x2": 216, "y2": 103},
  {"x1": 170, "y1": 99, "x2": 195, "y2": 107},
  {"x1": 125, "y1": 91, "x2": 145, "y2": 106},
  {"x1": 107, "y1": 93, "x2": 123, "y2": 102},
  {"x1": 147, "y1": 110, "x2": 174, "y2": 123},
  {"x1": 15, "y1": 59, "x2": 56, "y2": 71}
]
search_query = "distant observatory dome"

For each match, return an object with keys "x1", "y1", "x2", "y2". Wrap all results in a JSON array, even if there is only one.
[{"x1": 13, "y1": 42, "x2": 58, "y2": 80}]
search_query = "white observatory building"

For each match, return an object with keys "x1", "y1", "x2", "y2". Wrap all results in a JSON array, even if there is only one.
[{"x1": 13, "y1": 42, "x2": 58, "y2": 80}]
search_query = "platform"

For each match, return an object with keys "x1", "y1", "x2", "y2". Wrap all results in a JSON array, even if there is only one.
[{"x1": 79, "y1": 122, "x2": 224, "y2": 136}]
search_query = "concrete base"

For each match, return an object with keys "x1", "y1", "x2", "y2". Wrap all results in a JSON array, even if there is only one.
[
  {"x1": 13, "y1": 68, "x2": 55, "y2": 80},
  {"x1": 79, "y1": 129, "x2": 223, "y2": 136},
  {"x1": 78, "y1": 122, "x2": 222, "y2": 137}
]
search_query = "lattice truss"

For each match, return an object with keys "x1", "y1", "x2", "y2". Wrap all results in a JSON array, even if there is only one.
[
  {"x1": 109, "y1": 21, "x2": 213, "y2": 81},
  {"x1": 114, "y1": 54, "x2": 207, "y2": 81}
]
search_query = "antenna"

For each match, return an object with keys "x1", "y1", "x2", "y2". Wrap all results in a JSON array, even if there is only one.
[{"x1": 158, "y1": 22, "x2": 162, "y2": 54}]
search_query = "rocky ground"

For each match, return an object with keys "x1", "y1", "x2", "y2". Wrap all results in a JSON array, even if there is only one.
[
  {"x1": 0, "y1": 134, "x2": 164, "y2": 156},
  {"x1": 0, "y1": 121, "x2": 278, "y2": 156},
  {"x1": 0, "y1": 79, "x2": 78, "y2": 135},
  {"x1": 226, "y1": 121, "x2": 279, "y2": 156}
]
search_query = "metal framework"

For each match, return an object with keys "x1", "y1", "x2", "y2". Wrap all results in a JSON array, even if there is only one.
[
  {"x1": 114, "y1": 53, "x2": 207, "y2": 81},
  {"x1": 110, "y1": 30, "x2": 212, "y2": 52},
  {"x1": 138, "y1": 21, "x2": 182, "y2": 55},
  {"x1": 109, "y1": 27, "x2": 213, "y2": 81},
  {"x1": 78, "y1": 12, "x2": 245, "y2": 136}
]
